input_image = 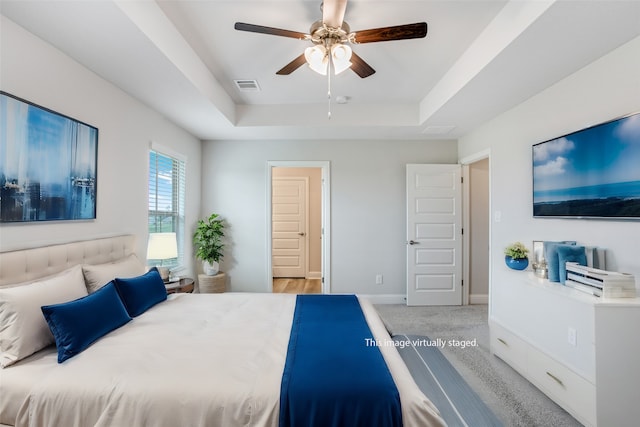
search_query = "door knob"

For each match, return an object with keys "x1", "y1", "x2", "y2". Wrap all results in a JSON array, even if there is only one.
[
  {"x1": 298, "y1": 232, "x2": 306, "y2": 236},
  {"x1": 408, "y1": 240, "x2": 419, "y2": 245}
]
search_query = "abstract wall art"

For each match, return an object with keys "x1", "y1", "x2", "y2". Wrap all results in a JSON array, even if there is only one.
[{"x1": 0, "y1": 92, "x2": 98, "y2": 223}]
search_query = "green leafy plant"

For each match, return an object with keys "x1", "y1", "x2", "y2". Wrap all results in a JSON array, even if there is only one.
[
  {"x1": 504, "y1": 242, "x2": 529, "y2": 260},
  {"x1": 193, "y1": 213, "x2": 225, "y2": 264}
]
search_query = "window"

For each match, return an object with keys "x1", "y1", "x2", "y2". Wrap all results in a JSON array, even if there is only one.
[{"x1": 148, "y1": 149, "x2": 186, "y2": 268}]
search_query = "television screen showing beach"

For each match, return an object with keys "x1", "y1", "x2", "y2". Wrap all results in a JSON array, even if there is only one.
[{"x1": 533, "y1": 113, "x2": 640, "y2": 218}]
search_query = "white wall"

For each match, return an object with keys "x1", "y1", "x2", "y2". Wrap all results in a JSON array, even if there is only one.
[
  {"x1": 0, "y1": 16, "x2": 202, "y2": 277},
  {"x1": 459, "y1": 36, "x2": 640, "y2": 295},
  {"x1": 202, "y1": 139, "x2": 457, "y2": 295}
]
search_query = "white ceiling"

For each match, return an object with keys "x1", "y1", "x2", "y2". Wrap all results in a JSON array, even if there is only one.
[{"x1": 2, "y1": 0, "x2": 640, "y2": 141}]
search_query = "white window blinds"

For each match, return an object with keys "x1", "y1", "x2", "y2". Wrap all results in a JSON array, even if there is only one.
[{"x1": 148, "y1": 149, "x2": 186, "y2": 267}]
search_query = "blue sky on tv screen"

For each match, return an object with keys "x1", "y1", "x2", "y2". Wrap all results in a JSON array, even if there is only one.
[{"x1": 533, "y1": 113, "x2": 640, "y2": 203}]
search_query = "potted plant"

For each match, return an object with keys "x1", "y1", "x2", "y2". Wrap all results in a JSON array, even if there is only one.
[
  {"x1": 504, "y1": 241, "x2": 529, "y2": 270},
  {"x1": 193, "y1": 213, "x2": 225, "y2": 275}
]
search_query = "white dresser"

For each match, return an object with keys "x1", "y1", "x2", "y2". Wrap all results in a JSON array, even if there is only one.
[{"x1": 490, "y1": 272, "x2": 640, "y2": 426}]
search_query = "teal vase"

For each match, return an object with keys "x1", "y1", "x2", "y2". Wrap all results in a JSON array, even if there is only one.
[{"x1": 505, "y1": 256, "x2": 528, "y2": 271}]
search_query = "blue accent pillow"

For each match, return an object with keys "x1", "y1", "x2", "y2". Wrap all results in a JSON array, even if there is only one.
[
  {"x1": 557, "y1": 245, "x2": 587, "y2": 285},
  {"x1": 41, "y1": 282, "x2": 131, "y2": 363},
  {"x1": 113, "y1": 268, "x2": 167, "y2": 317},
  {"x1": 544, "y1": 241, "x2": 577, "y2": 282}
]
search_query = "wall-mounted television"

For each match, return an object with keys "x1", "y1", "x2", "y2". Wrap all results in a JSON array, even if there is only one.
[{"x1": 532, "y1": 112, "x2": 640, "y2": 219}]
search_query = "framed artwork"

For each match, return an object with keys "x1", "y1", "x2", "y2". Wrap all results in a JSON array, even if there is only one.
[{"x1": 0, "y1": 92, "x2": 98, "y2": 222}]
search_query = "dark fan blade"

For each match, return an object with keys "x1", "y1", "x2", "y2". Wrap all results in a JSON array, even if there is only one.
[
  {"x1": 350, "y1": 52, "x2": 375, "y2": 78},
  {"x1": 322, "y1": 0, "x2": 348, "y2": 28},
  {"x1": 234, "y1": 22, "x2": 308, "y2": 40},
  {"x1": 353, "y1": 22, "x2": 427, "y2": 44},
  {"x1": 276, "y1": 54, "x2": 307, "y2": 75}
]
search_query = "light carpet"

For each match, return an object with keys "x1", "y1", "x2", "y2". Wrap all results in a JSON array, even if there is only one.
[{"x1": 374, "y1": 304, "x2": 582, "y2": 427}]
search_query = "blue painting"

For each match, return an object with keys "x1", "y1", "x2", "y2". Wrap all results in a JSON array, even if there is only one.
[
  {"x1": 533, "y1": 112, "x2": 640, "y2": 218},
  {"x1": 0, "y1": 92, "x2": 98, "y2": 222}
]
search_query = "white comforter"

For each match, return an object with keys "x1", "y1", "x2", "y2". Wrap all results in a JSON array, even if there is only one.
[{"x1": 14, "y1": 293, "x2": 444, "y2": 427}]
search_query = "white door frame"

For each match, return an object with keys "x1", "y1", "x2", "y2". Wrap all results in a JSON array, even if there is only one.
[
  {"x1": 266, "y1": 161, "x2": 331, "y2": 294},
  {"x1": 460, "y1": 149, "x2": 491, "y2": 309}
]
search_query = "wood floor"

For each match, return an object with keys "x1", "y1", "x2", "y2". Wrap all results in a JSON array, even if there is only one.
[{"x1": 272, "y1": 278, "x2": 322, "y2": 294}]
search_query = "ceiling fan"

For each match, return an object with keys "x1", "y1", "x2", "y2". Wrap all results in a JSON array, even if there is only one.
[{"x1": 234, "y1": 0, "x2": 427, "y2": 78}]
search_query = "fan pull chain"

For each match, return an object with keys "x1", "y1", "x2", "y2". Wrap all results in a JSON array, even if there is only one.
[{"x1": 327, "y1": 57, "x2": 332, "y2": 119}]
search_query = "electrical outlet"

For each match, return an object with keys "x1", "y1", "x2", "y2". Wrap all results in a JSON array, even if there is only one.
[
  {"x1": 567, "y1": 327, "x2": 577, "y2": 347},
  {"x1": 375, "y1": 274, "x2": 383, "y2": 285}
]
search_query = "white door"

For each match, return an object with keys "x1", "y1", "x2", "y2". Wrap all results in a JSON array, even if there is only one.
[
  {"x1": 406, "y1": 164, "x2": 462, "y2": 306},
  {"x1": 272, "y1": 177, "x2": 307, "y2": 278}
]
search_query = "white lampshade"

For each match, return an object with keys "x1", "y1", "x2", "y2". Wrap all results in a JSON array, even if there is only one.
[
  {"x1": 331, "y1": 44, "x2": 352, "y2": 75},
  {"x1": 305, "y1": 45, "x2": 328, "y2": 75},
  {"x1": 147, "y1": 232, "x2": 178, "y2": 260}
]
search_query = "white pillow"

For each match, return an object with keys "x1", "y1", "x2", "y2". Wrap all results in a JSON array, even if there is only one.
[
  {"x1": 0, "y1": 265, "x2": 88, "y2": 368},
  {"x1": 82, "y1": 254, "x2": 146, "y2": 293}
]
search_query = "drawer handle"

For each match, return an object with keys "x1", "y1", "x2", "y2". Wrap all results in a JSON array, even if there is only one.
[
  {"x1": 546, "y1": 371, "x2": 565, "y2": 387},
  {"x1": 497, "y1": 338, "x2": 508, "y2": 347}
]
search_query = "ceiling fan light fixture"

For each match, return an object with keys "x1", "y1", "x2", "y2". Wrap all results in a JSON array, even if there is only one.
[
  {"x1": 305, "y1": 45, "x2": 328, "y2": 75},
  {"x1": 331, "y1": 43, "x2": 352, "y2": 74}
]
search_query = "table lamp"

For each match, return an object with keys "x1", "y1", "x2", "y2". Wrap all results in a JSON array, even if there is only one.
[{"x1": 147, "y1": 232, "x2": 177, "y2": 282}]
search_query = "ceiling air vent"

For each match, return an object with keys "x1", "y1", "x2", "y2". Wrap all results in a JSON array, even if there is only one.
[{"x1": 234, "y1": 79, "x2": 260, "y2": 92}]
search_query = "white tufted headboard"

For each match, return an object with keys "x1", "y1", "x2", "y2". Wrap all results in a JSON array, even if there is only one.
[{"x1": 0, "y1": 235, "x2": 136, "y2": 288}]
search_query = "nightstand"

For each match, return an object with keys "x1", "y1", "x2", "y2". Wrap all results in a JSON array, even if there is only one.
[
  {"x1": 165, "y1": 277, "x2": 195, "y2": 294},
  {"x1": 198, "y1": 273, "x2": 226, "y2": 293}
]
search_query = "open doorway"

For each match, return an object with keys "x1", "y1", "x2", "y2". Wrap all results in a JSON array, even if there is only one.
[
  {"x1": 462, "y1": 151, "x2": 491, "y2": 306},
  {"x1": 266, "y1": 161, "x2": 331, "y2": 294}
]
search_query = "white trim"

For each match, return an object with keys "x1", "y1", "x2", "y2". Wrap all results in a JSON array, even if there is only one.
[
  {"x1": 306, "y1": 271, "x2": 322, "y2": 279},
  {"x1": 462, "y1": 164, "x2": 470, "y2": 306},
  {"x1": 150, "y1": 141, "x2": 188, "y2": 163},
  {"x1": 357, "y1": 294, "x2": 406, "y2": 305},
  {"x1": 266, "y1": 161, "x2": 331, "y2": 294},
  {"x1": 469, "y1": 294, "x2": 489, "y2": 305},
  {"x1": 459, "y1": 148, "x2": 490, "y2": 166}
]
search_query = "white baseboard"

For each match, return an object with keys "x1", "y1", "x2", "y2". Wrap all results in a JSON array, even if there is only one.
[
  {"x1": 469, "y1": 293, "x2": 488, "y2": 304},
  {"x1": 356, "y1": 293, "x2": 486, "y2": 305},
  {"x1": 356, "y1": 294, "x2": 406, "y2": 304},
  {"x1": 306, "y1": 271, "x2": 322, "y2": 279}
]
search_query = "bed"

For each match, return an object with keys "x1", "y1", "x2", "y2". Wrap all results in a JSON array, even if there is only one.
[{"x1": 0, "y1": 235, "x2": 445, "y2": 427}]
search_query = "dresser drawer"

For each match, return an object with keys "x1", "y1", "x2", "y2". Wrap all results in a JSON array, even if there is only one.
[
  {"x1": 527, "y1": 348, "x2": 596, "y2": 426},
  {"x1": 490, "y1": 322, "x2": 528, "y2": 372}
]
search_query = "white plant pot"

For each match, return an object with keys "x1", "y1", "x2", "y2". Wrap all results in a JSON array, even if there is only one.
[{"x1": 203, "y1": 260, "x2": 219, "y2": 276}]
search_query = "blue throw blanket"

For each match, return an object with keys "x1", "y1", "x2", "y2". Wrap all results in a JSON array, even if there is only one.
[{"x1": 279, "y1": 295, "x2": 402, "y2": 427}]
